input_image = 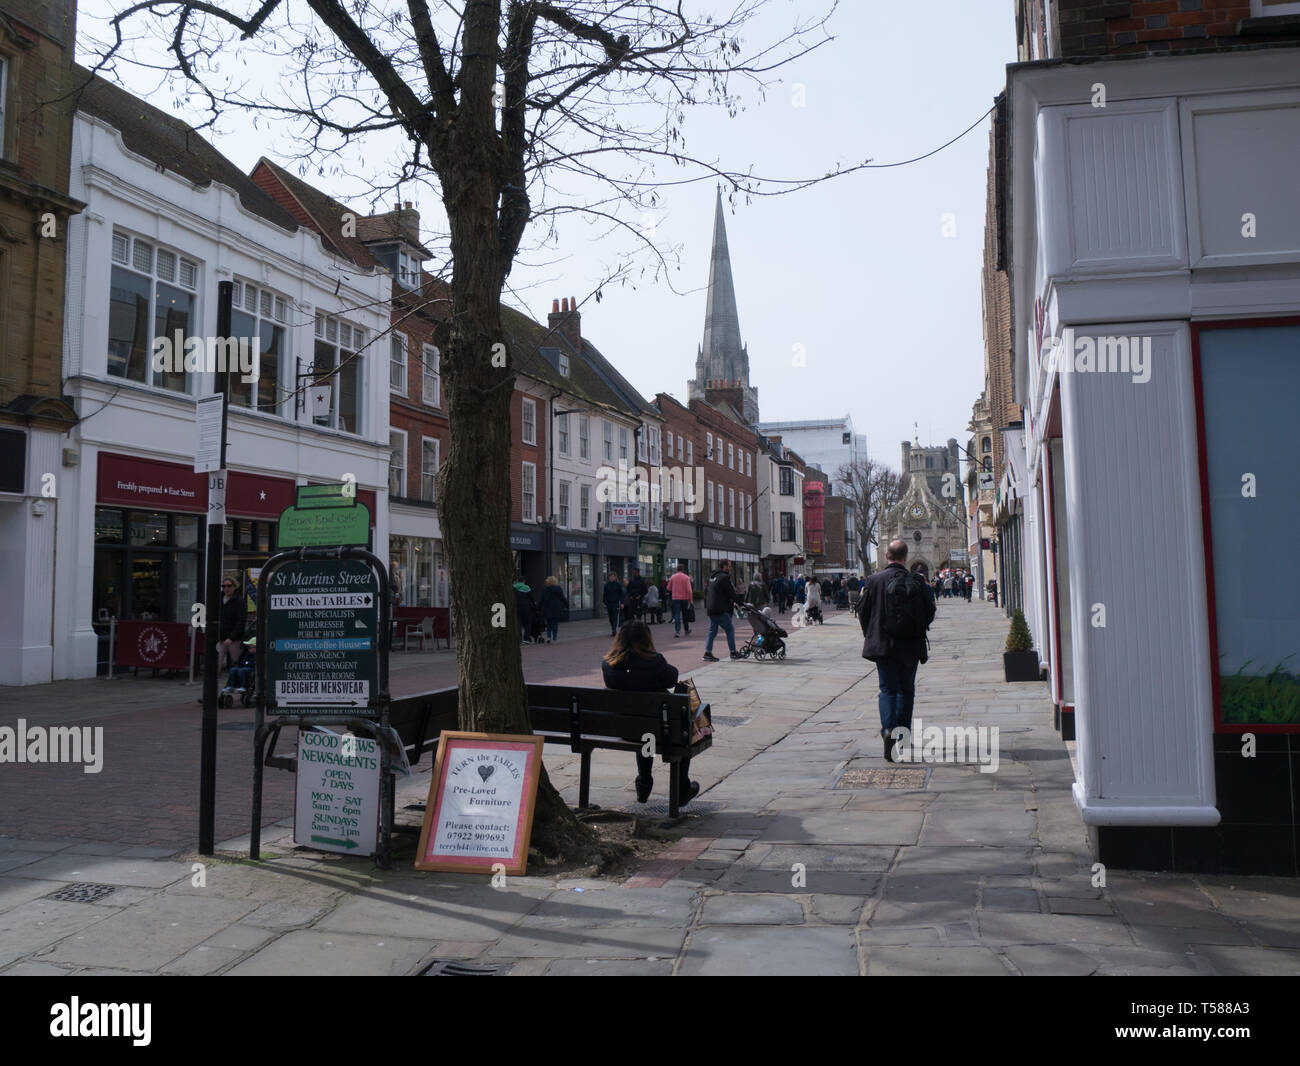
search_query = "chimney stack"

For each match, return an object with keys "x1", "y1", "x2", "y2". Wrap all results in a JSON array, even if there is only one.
[{"x1": 548, "y1": 295, "x2": 582, "y2": 352}]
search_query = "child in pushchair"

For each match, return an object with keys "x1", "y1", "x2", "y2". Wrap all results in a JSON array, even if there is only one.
[
  {"x1": 221, "y1": 638, "x2": 256, "y2": 708},
  {"x1": 737, "y1": 603, "x2": 788, "y2": 660}
]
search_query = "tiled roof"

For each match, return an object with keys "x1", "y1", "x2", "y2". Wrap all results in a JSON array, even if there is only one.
[
  {"x1": 251, "y1": 157, "x2": 379, "y2": 267},
  {"x1": 72, "y1": 66, "x2": 299, "y2": 233}
]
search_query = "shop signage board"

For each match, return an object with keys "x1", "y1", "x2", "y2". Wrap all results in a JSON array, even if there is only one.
[
  {"x1": 278, "y1": 483, "x2": 370, "y2": 548},
  {"x1": 264, "y1": 559, "x2": 379, "y2": 717},
  {"x1": 415, "y1": 732, "x2": 545, "y2": 875},
  {"x1": 277, "y1": 503, "x2": 371, "y2": 548},
  {"x1": 610, "y1": 503, "x2": 641, "y2": 525},
  {"x1": 294, "y1": 730, "x2": 380, "y2": 855},
  {"x1": 195, "y1": 395, "x2": 223, "y2": 473}
]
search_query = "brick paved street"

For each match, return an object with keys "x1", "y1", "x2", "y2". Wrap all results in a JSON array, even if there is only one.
[
  {"x1": 3, "y1": 599, "x2": 1298, "y2": 976},
  {"x1": 0, "y1": 608, "x2": 775, "y2": 846}
]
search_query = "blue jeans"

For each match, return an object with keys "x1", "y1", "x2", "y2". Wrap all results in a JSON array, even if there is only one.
[
  {"x1": 672, "y1": 600, "x2": 692, "y2": 634},
  {"x1": 705, "y1": 612, "x2": 736, "y2": 655},
  {"x1": 876, "y1": 655, "x2": 920, "y2": 738},
  {"x1": 606, "y1": 604, "x2": 621, "y2": 634},
  {"x1": 545, "y1": 619, "x2": 559, "y2": 641}
]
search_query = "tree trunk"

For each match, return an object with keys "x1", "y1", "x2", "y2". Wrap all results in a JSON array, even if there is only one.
[{"x1": 433, "y1": 0, "x2": 596, "y2": 864}]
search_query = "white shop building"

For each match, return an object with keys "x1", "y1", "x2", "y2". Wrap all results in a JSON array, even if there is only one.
[
  {"x1": 50, "y1": 70, "x2": 390, "y2": 681},
  {"x1": 1004, "y1": 48, "x2": 1300, "y2": 874}
]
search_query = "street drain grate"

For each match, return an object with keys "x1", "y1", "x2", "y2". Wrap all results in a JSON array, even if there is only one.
[
  {"x1": 638, "y1": 799, "x2": 722, "y2": 817},
  {"x1": 419, "y1": 960, "x2": 503, "y2": 976},
  {"x1": 710, "y1": 715, "x2": 752, "y2": 728},
  {"x1": 834, "y1": 767, "x2": 929, "y2": 790},
  {"x1": 47, "y1": 882, "x2": 117, "y2": 903}
]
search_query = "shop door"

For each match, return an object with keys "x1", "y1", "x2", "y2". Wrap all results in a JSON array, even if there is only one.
[{"x1": 129, "y1": 553, "x2": 167, "y2": 620}]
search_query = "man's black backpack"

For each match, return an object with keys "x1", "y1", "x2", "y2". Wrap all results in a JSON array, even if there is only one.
[{"x1": 883, "y1": 571, "x2": 932, "y2": 639}]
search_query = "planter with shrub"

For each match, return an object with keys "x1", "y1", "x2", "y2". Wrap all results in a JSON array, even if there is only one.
[{"x1": 1004, "y1": 610, "x2": 1039, "y2": 682}]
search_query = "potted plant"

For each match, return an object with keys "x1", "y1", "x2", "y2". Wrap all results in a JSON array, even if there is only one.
[{"x1": 1004, "y1": 610, "x2": 1039, "y2": 682}]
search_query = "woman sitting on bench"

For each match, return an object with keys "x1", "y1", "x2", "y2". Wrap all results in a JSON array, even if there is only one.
[{"x1": 601, "y1": 621, "x2": 699, "y2": 807}]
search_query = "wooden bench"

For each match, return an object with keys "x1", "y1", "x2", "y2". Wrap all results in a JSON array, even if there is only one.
[{"x1": 264, "y1": 683, "x2": 712, "y2": 819}]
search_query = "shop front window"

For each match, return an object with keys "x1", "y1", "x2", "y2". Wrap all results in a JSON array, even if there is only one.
[{"x1": 1197, "y1": 323, "x2": 1300, "y2": 727}]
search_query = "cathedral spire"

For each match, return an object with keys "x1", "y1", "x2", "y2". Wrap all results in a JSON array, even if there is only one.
[
  {"x1": 701, "y1": 185, "x2": 742, "y2": 377},
  {"x1": 689, "y1": 186, "x2": 759, "y2": 422}
]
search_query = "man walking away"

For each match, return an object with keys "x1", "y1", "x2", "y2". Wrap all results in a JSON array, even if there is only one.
[
  {"x1": 860, "y1": 540, "x2": 936, "y2": 762},
  {"x1": 847, "y1": 572, "x2": 861, "y2": 613},
  {"x1": 602, "y1": 572, "x2": 626, "y2": 636},
  {"x1": 745, "y1": 572, "x2": 769, "y2": 610},
  {"x1": 667, "y1": 561, "x2": 694, "y2": 637},
  {"x1": 703, "y1": 559, "x2": 741, "y2": 662}
]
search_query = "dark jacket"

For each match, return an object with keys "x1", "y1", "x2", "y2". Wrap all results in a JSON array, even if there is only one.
[
  {"x1": 626, "y1": 574, "x2": 648, "y2": 601},
  {"x1": 218, "y1": 593, "x2": 246, "y2": 643},
  {"x1": 602, "y1": 579, "x2": 626, "y2": 608},
  {"x1": 745, "y1": 580, "x2": 768, "y2": 608},
  {"x1": 859, "y1": 563, "x2": 934, "y2": 663},
  {"x1": 515, "y1": 585, "x2": 536, "y2": 623},
  {"x1": 540, "y1": 585, "x2": 568, "y2": 621},
  {"x1": 602, "y1": 652, "x2": 679, "y2": 693},
  {"x1": 705, "y1": 569, "x2": 738, "y2": 616}
]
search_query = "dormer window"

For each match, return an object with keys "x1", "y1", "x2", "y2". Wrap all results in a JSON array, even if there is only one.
[
  {"x1": 372, "y1": 243, "x2": 420, "y2": 291},
  {"x1": 558, "y1": 353, "x2": 569, "y2": 377}
]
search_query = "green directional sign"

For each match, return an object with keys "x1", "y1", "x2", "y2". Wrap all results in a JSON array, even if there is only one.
[
  {"x1": 297, "y1": 483, "x2": 358, "y2": 509},
  {"x1": 277, "y1": 502, "x2": 371, "y2": 548},
  {"x1": 311, "y1": 834, "x2": 360, "y2": 850},
  {"x1": 265, "y1": 559, "x2": 379, "y2": 717}
]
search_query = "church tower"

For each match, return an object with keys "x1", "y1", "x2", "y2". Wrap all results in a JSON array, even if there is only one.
[{"x1": 688, "y1": 187, "x2": 759, "y2": 424}]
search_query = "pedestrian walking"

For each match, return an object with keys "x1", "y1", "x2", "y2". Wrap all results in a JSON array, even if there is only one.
[
  {"x1": 217, "y1": 576, "x2": 247, "y2": 676},
  {"x1": 602, "y1": 621, "x2": 699, "y2": 806},
  {"x1": 745, "y1": 572, "x2": 769, "y2": 609},
  {"x1": 643, "y1": 583, "x2": 661, "y2": 624},
  {"x1": 540, "y1": 576, "x2": 568, "y2": 643},
  {"x1": 860, "y1": 539, "x2": 936, "y2": 762},
  {"x1": 602, "y1": 572, "x2": 626, "y2": 636},
  {"x1": 625, "y1": 567, "x2": 648, "y2": 623},
  {"x1": 514, "y1": 577, "x2": 537, "y2": 645},
  {"x1": 771, "y1": 575, "x2": 787, "y2": 615},
  {"x1": 666, "y1": 561, "x2": 694, "y2": 637},
  {"x1": 703, "y1": 559, "x2": 741, "y2": 662}
]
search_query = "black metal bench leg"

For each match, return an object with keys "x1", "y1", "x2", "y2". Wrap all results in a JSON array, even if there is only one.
[
  {"x1": 668, "y1": 761, "x2": 679, "y2": 819},
  {"x1": 578, "y1": 750, "x2": 592, "y2": 809}
]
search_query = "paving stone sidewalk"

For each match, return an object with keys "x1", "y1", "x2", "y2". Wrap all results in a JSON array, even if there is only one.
[{"x1": 2, "y1": 600, "x2": 1298, "y2": 976}]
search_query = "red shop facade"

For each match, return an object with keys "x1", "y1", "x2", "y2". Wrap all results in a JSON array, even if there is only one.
[{"x1": 92, "y1": 452, "x2": 375, "y2": 669}]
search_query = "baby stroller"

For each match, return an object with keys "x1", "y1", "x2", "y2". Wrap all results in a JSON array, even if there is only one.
[
  {"x1": 221, "y1": 638, "x2": 256, "y2": 708},
  {"x1": 737, "y1": 603, "x2": 788, "y2": 660},
  {"x1": 806, "y1": 601, "x2": 825, "y2": 625}
]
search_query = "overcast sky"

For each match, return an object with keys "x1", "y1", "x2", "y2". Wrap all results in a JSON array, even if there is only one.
[{"x1": 77, "y1": 1, "x2": 1017, "y2": 474}]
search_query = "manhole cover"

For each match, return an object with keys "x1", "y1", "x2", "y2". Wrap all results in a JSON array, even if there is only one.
[
  {"x1": 47, "y1": 882, "x2": 117, "y2": 903},
  {"x1": 710, "y1": 716, "x2": 752, "y2": 727},
  {"x1": 834, "y1": 767, "x2": 929, "y2": 790},
  {"x1": 419, "y1": 960, "x2": 502, "y2": 976}
]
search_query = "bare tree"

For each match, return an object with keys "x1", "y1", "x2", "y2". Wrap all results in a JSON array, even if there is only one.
[
  {"x1": 87, "y1": 0, "x2": 864, "y2": 861},
  {"x1": 836, "y1": 458, "x2": 900, "y2": 574}
]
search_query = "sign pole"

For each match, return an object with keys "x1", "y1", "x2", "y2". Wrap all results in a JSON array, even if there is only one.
[{"x1": 199, "y1": 280, "x2": 233, "y2": 855}]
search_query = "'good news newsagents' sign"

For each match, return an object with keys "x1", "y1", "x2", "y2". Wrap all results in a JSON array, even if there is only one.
[{"x1": 415, "y1": 732, "x2": 545, "y2": 876}]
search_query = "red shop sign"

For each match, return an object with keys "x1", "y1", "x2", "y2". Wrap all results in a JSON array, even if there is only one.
[
  {"x1": 114, "y1": 620, "x2": 198, "y2": 671},
  {"x1": 98, "y1": 453, "x2": 206, "y2": 512},
  {"x1": 228, "y1": 471, "x2": 295, "y2": 519}
]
